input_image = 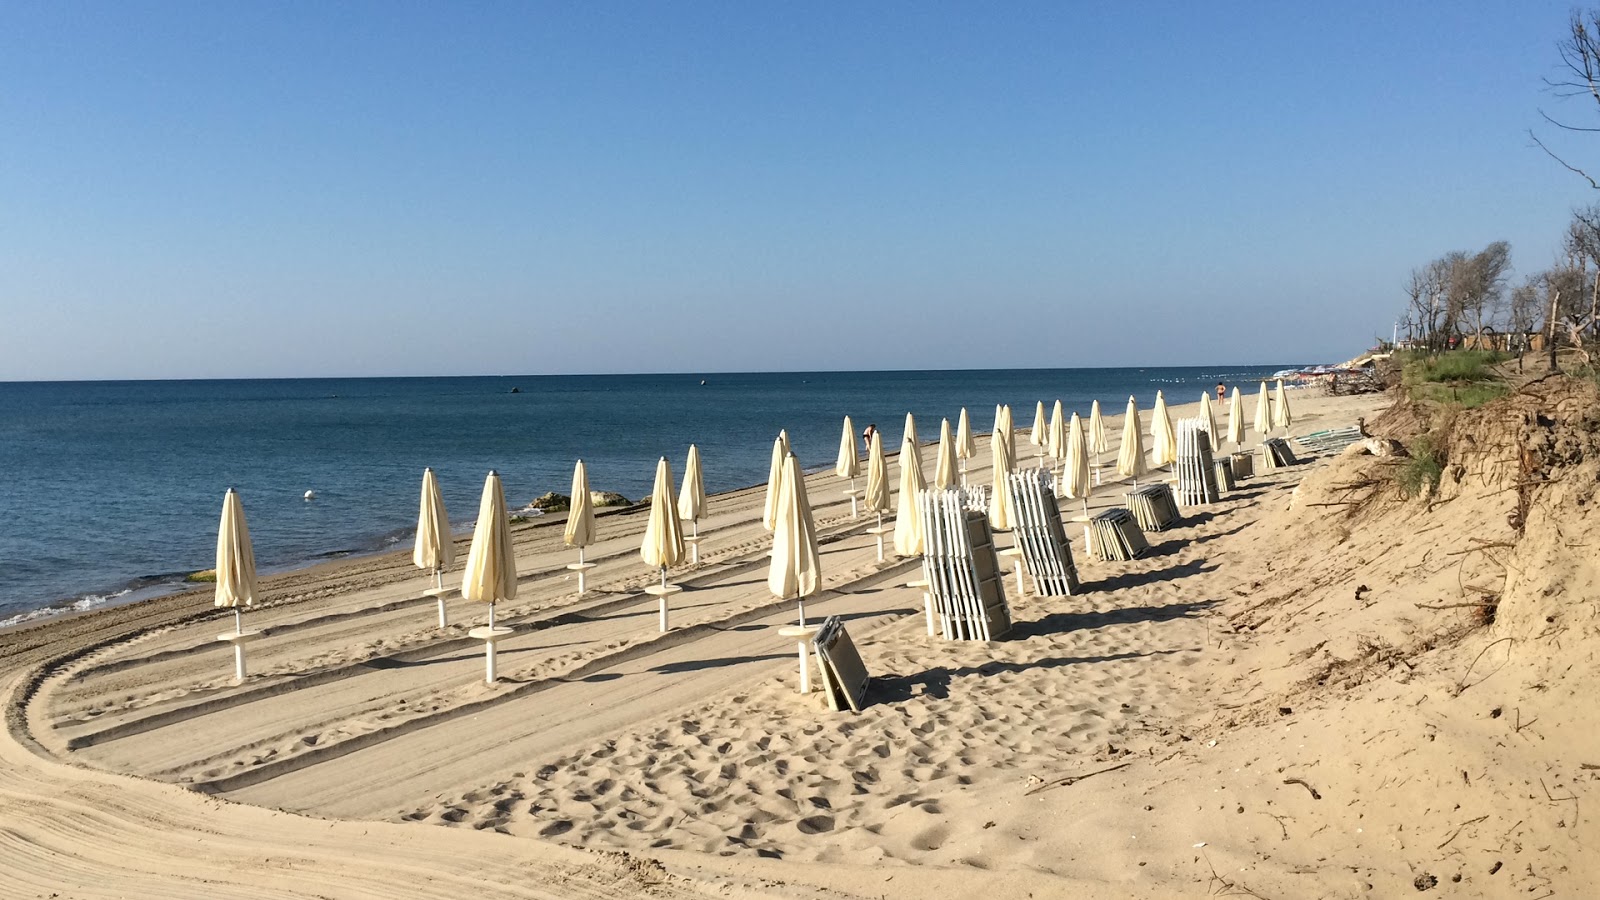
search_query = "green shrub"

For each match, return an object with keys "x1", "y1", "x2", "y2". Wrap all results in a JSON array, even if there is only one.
[
  {"x1": 185, "y1": 569, "x2": 217, "y2": 583},
  {"x1": 1395, "y1": 434, "x2": 1443, "y2": 498}
]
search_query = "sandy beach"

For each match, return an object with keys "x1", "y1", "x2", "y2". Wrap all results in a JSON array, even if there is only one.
[{"x1": 5, "y1": 384, "x2": 1597, "y2": 898}]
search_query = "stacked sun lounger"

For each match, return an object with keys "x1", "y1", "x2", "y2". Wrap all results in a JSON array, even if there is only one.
[
  {"x1": 1086, "y1": 507, "x2": 1149, "y2": 562},
  {"x1": 1214, "y1": 459, "x2": 1237, "y2": 493},
  {"x1": 1124, "y1": 483, "x2": 1180, "y2": 531},
  {"x1": 1292, "y1": 426, "x2": 1363, "y2": 454},
  {"x1": 1174, "y1": 419, "x2": 1220, "y2": 506},
  {"x1": 958, "y1": 483, "x2": 990, "y2": 513},
  {"x1": 1230, "y1": 451, "x2": 1255, "y2": 479},
  {"x1": 1005, "y1": 469, "x2": 1080, "y2": 597},
  {"x1": 919, "y1": 488, "x2": 1012, "y2": 641},
  {"x1": 1260, "y1": 438, "x2": 1298, "y2": 471}
]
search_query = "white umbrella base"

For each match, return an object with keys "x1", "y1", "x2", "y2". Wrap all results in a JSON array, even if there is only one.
[
  {"x1": 216, "y1": 630, "x2": 263, "y2": 682},
  {"x1": 906, "y1": 578, "x2": 933, "y2": 635},
  {"x1": 841, "y1": 487, "x2": 861, "y2": 519},
  {"x1": 683, "y1": 535, "x2": 703, "y2": 565},
  {"x1": 565, "y1": 562, "x2": 597, "y2": 596},
  {"x1": 468, "y1": 626, "x2": 515, "y2": 683},
  {"x1": 644, "y1": 584, "x2": 682, "y2": 632},
  {"x1": 777, "y1": 624, "x2": 823, "y2": 694},
  {"x1": 864, "y1": 525, "x2": 893, "y2": 563},
  {"x1": 423, "y1": 587, "x2": 454, "y2": 628},
  {"x1": 997, "y1": 546, "x2": 1027, "y2": 597}
]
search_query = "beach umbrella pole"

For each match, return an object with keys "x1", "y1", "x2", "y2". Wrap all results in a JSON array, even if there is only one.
[
  {"x1": 229, "y1": 609, "x2": 247, "y2": 681},
  {"x1": 798, "y1": 597, "x2": 806, "y2": 628},
  {"x1": 874, "y1": 512, "x2": 886, "y2": 562},
  {"x1": 848, "y1": 477, "x2": 859, "y2": 518},
  {"x1": 959, "y1": 459, "x2": 967, "y2": 487},
  {"x1": 690, "y1": 520, "x2": 700, "y2": 564},
  {"x1": 434, "y1": 568, "x2": 449, "y2": 628},
  {"x1": 658, "y1": 567, "x2": 670, "y2": 632},
  {"x1": 484, "y1": 602, "x2": 499, "y2": 683}
]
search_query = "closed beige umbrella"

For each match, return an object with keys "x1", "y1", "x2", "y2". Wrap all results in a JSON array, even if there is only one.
[
  {"x1": 761, "y1": 430, "x2": 790, "y2": 531},
  {"x1": 1118, "y1": 396, "x2": 1149, "y2": 484},
  {"x1": 1063, "y1": 412, "x2": 1090, "y2": 512},
  {"x1": 893, "y1": 435, "x2": 926, "y2": 556},
  {"x1": 1047, "y1": 399, "x2": 1066, "y2": 470},
  {"x1": 768, "y1": 451, "x2": 821, "y2": 624},
  {"x1": 565, "y1": 460, "x2": 597, "y2": 596},
  {"x1": 413, "y1": 467, "x2": 455, "y2": 627},
  {"x1": 901, "y1": 412, "x2": 920, "y2": 475},
  {"x1": 1151, "y1": 390, "x2": 1176, "y2": 467},
  {"x1": 836, "y1": 415, "x2": 861, "y2": 517},
  {"x1": 641, "y1": 456, "x2": 685, "y2": 631},
  {"x1": 1274, "y1": 379, "x2": 1294, "y2": 432},
  {"x1": 1228, "y1": 387, "x2": 1246, "y2": 448},
  {"x1": 989, "y1": 406, "x2": 1017, "y2": 529},
  {"x1": 863, "y1": 428, "x2": 892, "y2": 561},
  {"x1": 1198, "y1": 391, "x2": 1219, "y2": 451},
  {"x1": 934, "y1": 418, "x2": 958, "y2": 489},
  {"x1": 955, "y1": 407, "x2": 975, "y2": 484},
  {"x1": 1029, "y1": 400, "x2": 1047, "y2": 464},
  {"x1": 678, "y1": 444, "x2": 706, "y2": 563},
  {"x1": 1253, "y1": 381, "x2": 1272, "y2": 438},
  {"x1": 462, "y1": 471, "x2": 516, "y2": 682},
  {"x1": 214, "y1": 488, "x2": 260, "y2": 681},
  {"x1": 1089, "y1": 399, "x2": 1109, "y2": 485}
]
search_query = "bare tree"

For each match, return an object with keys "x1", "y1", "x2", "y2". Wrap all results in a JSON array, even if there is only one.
[
  {"x1": 1532, "y1": 10, "x2": 1600, "y2": 188},
  {"x1": 1451, "y1": 241, "x2": 1513, "y2": 342},
  {"x1": 1508, "y1": 274, "x2": 1544, "y2": 335}
]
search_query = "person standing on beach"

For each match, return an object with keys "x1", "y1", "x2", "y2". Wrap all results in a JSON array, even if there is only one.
[
  {"x1": 861, "y1": 423, "x2": 877, "y2": 456},
  {"x1": 1216, "y1": 382, "x2": 1226, "y2": 402}
]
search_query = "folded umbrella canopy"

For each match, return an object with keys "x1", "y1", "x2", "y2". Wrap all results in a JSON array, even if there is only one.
[
  {"x1": 1029, "y1": 400, "x2": 1047, "y2": 464},
  {"x1": 934, "y1": 417, "x2": 958, "y2": 489},
  {"x1": 1089, "y1": 399, "x2": 1109, "y2": 484},
  {"x1": 761, "y1": 430, "x2": 790, "y2": 531},
  {"x1": 1118, "y1": 396, "x2": 1149, "y2": 484},
  {"x1": 893, "y1": 434, "x2": 927, "y2": 556},
  {"x1": 565, "y1": 459, "x2": 597, "y2": 596},
  {"x1": 1151, "y1": 390, "x2": 1177, "y2": 467},
  {"x1": 1228, "y1": 387, "x2": 1246, "y2": 448},
  {"x1": 864, "y1": 429, "x2": 891, "y2": 519},
  {"x1": 641, "y1": 456, "x2": 686, "y2": 631},
  {"x1": 414, "y1": 467, "x2": 456, "y2": 626},
  {"x1": 1047, "y1": 399, "x2": 1067, "y2": 471},
  {"x1": 462, "y1": 470, "x2": 517, "y2": 682},
  {"x1": 1199, "y1": 391, "x2": 1219, "y2": 451},
  {"x1": 836, "y1": 415, "x2": 861, "y2": 480},
  {"x1": 989, "y1": 404, "x2": 1017, "y2": 529},
  {"x1": 1274, "y1": 379, "x2": 1294, "y2": 432},
  {"x1": 1253, "y1": 381, "x2": 1272, "y2": 438},
  {"x1": 214, "y1": 488, "x2": 260, "y2": 681},
  {"x1": 768, "y1": 451, "x2": 821, "y2": 625},
  {"x1": 955, "y1": 407, "x2": 975, "y2": 483},
  {"x1": 678, "y1": 444, "x2": 706, "y2": 561},
  {"x1": 1063, "y1": 411, "x2": 1090, "y2": 511}
]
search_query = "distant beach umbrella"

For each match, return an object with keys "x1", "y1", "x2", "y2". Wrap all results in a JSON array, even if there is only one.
[
  {"x1": 413, "y1": 468, "x2": 454, "y2": 589},
  {"x1": 1274, "y1": 379, "x2": 1294, "y2": 432},
  {"x1": 463, "y1": 471, "x2": 518, "y2": 609},
  {"x1": 214, "y1": 488, "x2": 260, "y2": 681},
  {"x1": 864, "y1": 430, "x2": 891, "y2": 518},
  {"x1": 1047, "y1": 399, "x2": 1067, "y2": 469},
  {"x1": 1228, "y1": 387, "x2": 1246, "y2": 448},
  {"x1": 1118, "y1": 396, "x2": 1149, "y2": 483},
  {"x1": 678, "y1": 444, "x2": 705, "y2": 526},
  {"x1": 564, "y1": 461, "x2": 595, "y2": 551},
  {"x1": 1198, "y1": 391, "x2": 1219, "y2": 451},
  {"x1": 678, "y1": 444, "x2": 706, "y2": 566},
  {"x1": 761, "y1": 430, "x2": 791, "y2": 531},
  {"x1": 641, "y1": 457, "x2": 685, "y2": 576},
  {"x1": 641, "y1": 456, "x2": 686, "y2": 630},
  {"x1": 1089, "y1": 400, "x2": 1109, "y2": 454},
  {"x1": 768, "y1": 451, "x2": 822, "y2": 625},
  {"x1": 1253, "y1": 381, "x2": 1272, "y2": 438},
  {"x1": 836, "y1": 415, "x2": 861, "y2": 480},
  {"x1": 565, "y1": 460, "x2": 597, "y2": 596},
  {"x1": 901, "y1": 412, "x2": 920, "y2": 469},
  {"x1": 1151, "y1": 390, "x2": 1177, "y2": 467},
  {"x1": 893, "y1": 435, "x2": 927, "y2": 557},
  {"x1": 934, "y1": 418, "x2": 958, "y2": 489},
  {"x1": 989, "y1": 406, "x2": 1017, "y2": 529},
  {"x1": 1029, "y1": 401, "x2": 1047, "y2": 463},
  {"x1": 1063, "y1": 412, "x2": 1091, "y2": 510},
  {"x1": 955, "y1": 407, "x2": 975, "y2": 485}
]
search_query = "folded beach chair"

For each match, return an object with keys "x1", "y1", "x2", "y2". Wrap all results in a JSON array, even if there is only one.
[
  {"x1": 1004, "y1": 469, "x2": 1080, "y2": 596},
  {"x1": 918, "y1": 488, "x2": 1012, "y2": 641},
  {"x1": 1124, "y1": 483, "x2": 1180, "y2": 531},
  {"x1": 1291, "y1": 426, "x2": 1363, "y2": 454},
  {"x1": 1086, "y1": 507, "x2": 1149, "y2": 562},
  {"x1": 1174, "y1": 418, "x2": 1220, "y2": 506},
  {"x1": 1260, "y1": 438, "x2": 1298, "y2": 471},
  {"x1": 1214, "y1": 458, "x2": 1236, "y2": 493}
]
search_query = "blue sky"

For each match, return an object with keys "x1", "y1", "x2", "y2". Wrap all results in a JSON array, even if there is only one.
[{"x1": 1, "y1": 2, "x2": 1592, "y2": 380}]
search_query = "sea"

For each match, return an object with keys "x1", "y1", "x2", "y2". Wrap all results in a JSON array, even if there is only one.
[{"x1": 0, "y1": 366, "x2": 1294, "y2": 627}]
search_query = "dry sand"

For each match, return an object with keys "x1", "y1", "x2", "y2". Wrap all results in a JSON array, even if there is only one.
[{"x1": 6, "y1": 384, "x2": 1592, "y2": 898}]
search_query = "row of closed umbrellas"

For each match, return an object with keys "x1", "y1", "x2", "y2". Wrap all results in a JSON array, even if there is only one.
[{"x1": 209, "y1": 380, "x2": 1294, "y2": 680}]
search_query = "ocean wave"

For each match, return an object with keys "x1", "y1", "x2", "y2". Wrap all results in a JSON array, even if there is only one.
[{"x1": 0, "y1": 589, "x2": 132, "y2": 630}]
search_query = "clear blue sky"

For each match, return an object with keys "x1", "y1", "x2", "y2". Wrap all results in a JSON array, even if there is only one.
[{"x1": 1, "y1": 2, "x2": 1592, "y2": 380}]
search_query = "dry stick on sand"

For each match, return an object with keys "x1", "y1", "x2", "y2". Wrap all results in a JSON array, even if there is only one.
[
  {"x1": 1023, "y1": 762, "x2": 1131, "y2": 796},
  {"x1": 1455, "y1": 637, "x2": 1515, "y2": 695},
  {"x1": 1282, "y1": 778, "x2": 1321, "y2": 800},
  {"x1": 1436, "y1": 814, "x2": 1490, "y2": 849}
]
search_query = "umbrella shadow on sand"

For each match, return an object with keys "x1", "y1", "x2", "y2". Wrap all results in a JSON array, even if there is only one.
[
  {"x1": 1083, "y1": 560, "x2": 1217, "y2": 593},
  {"x1": 1007, "y1": 598, "x2": 1216, "y2": 641},
  {"x1": 871, "y1": 647, "x2": 1197, "y2": 704}
]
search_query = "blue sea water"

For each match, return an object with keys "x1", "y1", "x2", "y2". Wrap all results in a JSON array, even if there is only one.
[{"x1": 0, "y1": 366, "x2": 1291, "y2": 626}]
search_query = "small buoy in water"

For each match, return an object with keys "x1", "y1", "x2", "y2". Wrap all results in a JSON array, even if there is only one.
[
  {"x1": 700, "y1": 379, "x2": 706, "y2": 386},
  {"x1": 304, "y1": 490, "x2": 316, "y2": 501},
  {"x1": 509, "y1": 386, "x2": 521, "y2": 394}
]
